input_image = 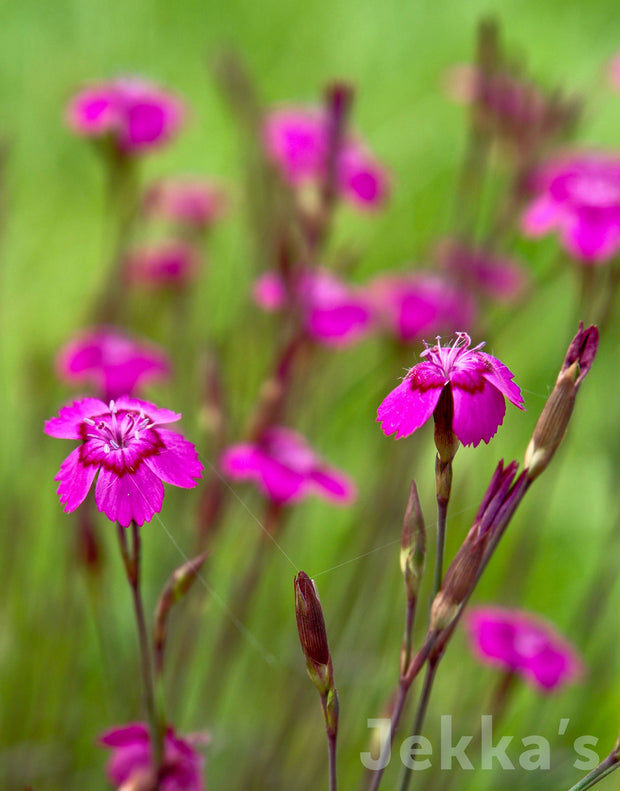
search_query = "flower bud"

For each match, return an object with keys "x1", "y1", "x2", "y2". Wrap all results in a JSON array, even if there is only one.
[
  {"x1": 525, "y1": 323, "x2": 598, "y2": 481},
  {"x1": 400, "y1": 481, "x2": 426, "y2": 601},
  {"x1": 154, "y1": 553, "x2": 207, "y2": 673},
  {"x1": 294, "y1": 571, "x2": 334, "y2": 695}
]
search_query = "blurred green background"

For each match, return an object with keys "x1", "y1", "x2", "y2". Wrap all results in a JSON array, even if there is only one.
[{"x1": 2, "y1": 1, "x2": 620, "y2": 789}]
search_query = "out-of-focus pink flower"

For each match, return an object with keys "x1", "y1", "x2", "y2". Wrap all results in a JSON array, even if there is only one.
[
  {"x1": 521, "y1": 153, "x2": 620, "y2": 263},
  {"x1": 263, "y1": 107, "x2": 389, "y2": 210},
  {"x1": 253, "y1": 268, "x2": 374, "y2": 347},
  {"x1": 143, "y1": 178, "x2": 227, "y2": 229},
  {"x1": 466, "y1": 607, "x2": 584, "y2": 692},
  {"x1": 377, "y1": 332, "x2": 523, "y2": 446},
  {"x1": 435, "y1": 239, "x2": 529, "y2": 302},
  {"x1": 608, "y1": 53, "x2": 620, "y2": 92},
  {"x1": 57, "y1": 327, "x2": 170, "y2": 401},
  {"x1": 367, "y1": 273, "x2": 476, "y2": 343},
  {"x1": 124, "y1": 242, "x2": 201, "y2": 289},
  {"x1": 45, "y1": 397, "x2": 202, "y2": 527},
  {"x1": 66, "y1": 78, "x2": 185, "y2": 154},
  {"x1": 221, "y1": 426, "x2": 355, "y2": 506},
  {"x1": 100, "y1": 722, "x2": 207, "y2": 790}
]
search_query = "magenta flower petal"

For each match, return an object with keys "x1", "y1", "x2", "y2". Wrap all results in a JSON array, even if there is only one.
[
  {"x1": 338, "y1": 144, "x2": 389, "y2": 210},
  {"x1": 307, "y1": 302, "x2": 373, "y2": 346},
  {"x1": 221, "y1": 427, "x2": 355, "y2": 506},
  {"x1": 253, "y1": 454, "x2": 307, "y2": 503},
  {"x1": 143, "y1": 178, "x2": 227, "y2": 228},
  {"x1": 143, "y1": 430, "x2": 204, "y2": 488},
  {"x1": 377, "y1": 333, "x2": 523, "y2": 446},
  {"x1": 45, "y1": 398, "x2": 202, "y2": 526},
  {"x1": 467, "y1": 607, "x2": 584, "y2": 693},
  {"x1": 55, "y1": 447, "x2": 98, "y2": 512},
  {"x1": 95, "y1": 464, "x2": 164, "y2": 527},
  {"x1": 253, "y1": 272, "x2": 287, "y2": 310},
  {"x1": 377, "y1": 378, "x2": 443, "y2": 440},
  {"x1": 44, "y1": 397, "x2": 109, "y2": 439},
  {"x1": 452, "y1": 378, "x2": 506, "y2": 446},
  {"x1": 521, "y1": 152, "x2": 620, "y2": 264},
  {"x1": 308, "y1": 468, "x2": 356, "y2": 503}
]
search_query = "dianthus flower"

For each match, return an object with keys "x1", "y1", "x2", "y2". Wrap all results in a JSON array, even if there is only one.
[
  {"x1": 367, "y1": 273, "x2": 476, "y2": 343},
  {"x1": 143, "y1": 178, "x2": 228, "y2": 229},
  {"x1": 66, "y1": 77, "x2": 185, "y2": 154},
  {"x1": 466, "y1": 606, "x2": 584, "y2": 692},
  {"x1": 377, "y1": 333, "x2": 524, "y2": 446},
  {"x1": 57, "y1": 327, "x2": 170, "y2": 401},
  {"x1": 220, "y1": 426, "x2": 355, "y2": 505},
  {"x1": 521, "y1": 153, "x2": 620, "y2": 263},
  {"x1": 100, "y1": 722, "x2": 207, "y2": 791},
  {"x1": 435, "y1": 239, "x2": 529, "y2": 302},
  {"x1": 45, "y1": 397, "x2": 203, "y2": 527},
  {"x1": 253, "y1": 268, "x2": 373, "y2": 347},
  {"x1": 263, "y1": 107, "x2": 389, "y2": 210},
  {"x1": 124, "y1": 242, "x2": 201, "y2": 289}
]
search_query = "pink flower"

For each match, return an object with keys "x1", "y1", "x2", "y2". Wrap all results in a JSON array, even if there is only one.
[
  {"x1": 367, "y1": 273, "x2": 476, "y2": 343},
  {"x1": 253, "y1": 268, "x2": 374, "y2": 347},
  {"x1": 377, "y1": 332, "x2": 524, "y2": 446},
  {"x1": 57, "y1": 327, "x2": 170, "y2": 401},
  {"x1": 521, "y1": 153, "x2": 620, "y2": 263},
  {"x1": 263, "y1": 107, "x2": 389, "y2": 210},
  {"x1": 44, "y1": 397, "x2": 203, "y2": 527},
  {"x1": 435, "y1": 239, "x2": 529, "y2": 302},
  {"x1": 143, "y1": 178, "x2": 228, "y2": 228},
  {"x1": 66, "y1": 78, "x2": 185, "y2": 154},
  {"x1": 100, "y1": 722, "x2": 206, "y2": 790},
  {"x1": 608, "y1": 53, "x2": 620, "y2": 92},
  {"x1": 466, "y1": 607, "x2": 584, "y2": 692},
  {"x1": 221, "y1": 426, "x2": 355, "y2": 506},
  {"x1": 124, "y1": 242, "x2": 201, "y2": 288}
]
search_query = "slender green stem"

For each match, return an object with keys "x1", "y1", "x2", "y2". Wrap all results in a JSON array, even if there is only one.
[
  {"x1": 397, "y1": 657, "x2": 439, "y2": 791},
  {"x1": 400, "y1": 596, "x2": 418, "y2": 676},
  {"x1": 432, "y1": 497, "x2": 448, "y2": 601},
  {"x1": 366, "y1": 635, "x2": 437, "y2": 791},
  {"x1": 325, "y1": 714, "x2": 338, "y2": 791},
  {"x1": 116, "y1": 522, "x2": 165, "y2": 775},
  {"x1": 567, "y1": 753, "x2": 620, "y2": 791}
]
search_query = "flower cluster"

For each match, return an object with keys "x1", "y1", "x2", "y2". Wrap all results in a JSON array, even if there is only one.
[
  {"x1": 67, "y1": 77, "x2": 185, "y2": 154},
  {"x1": 263, "y1": 106, "x2": 389, "y2": 210}
]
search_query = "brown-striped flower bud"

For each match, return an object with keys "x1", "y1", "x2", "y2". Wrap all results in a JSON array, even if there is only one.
[
  {"x1": 400, "y1": 481, "x2": 426, "y2": 601},
  {"x1": 154, "y1": 553, "x2": 207, "y2": 673},
  {"x1": 294, "y1": 571, "x2": 333, "y2": 695},
  {"x1": 525, "y1": 323, "x2": 598, "y2": 480}
]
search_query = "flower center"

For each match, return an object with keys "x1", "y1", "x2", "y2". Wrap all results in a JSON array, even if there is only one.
[
  {"x1": 83, "y1": 401, "x2": 153, "y2": 454},
  {"x1": 421, "y1": 332, "x2": 484, "y2": 379}
]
